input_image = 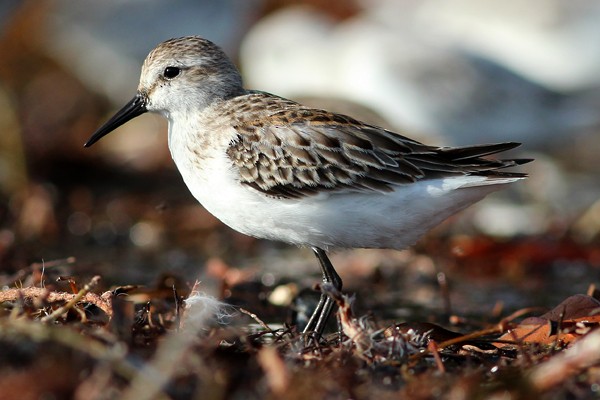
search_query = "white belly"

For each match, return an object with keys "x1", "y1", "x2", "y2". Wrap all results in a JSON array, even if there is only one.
[{"x1": 172, "y1": 148, "x2": 507, "y2": 250}]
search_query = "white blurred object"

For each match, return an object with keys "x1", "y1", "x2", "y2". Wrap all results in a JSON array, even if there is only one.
[
  {"x1": 184, "y1": 290, "x2": 235, "y2": 331},
  {"x1": 418, "y1": 0, "x2": 600, "y2": 91},
  {"x1": 472, "y1": 202, "x2": 549, "y2": 237},
  {"x1": 241, "y1": 2, "x2": 600, "y2": 146}
]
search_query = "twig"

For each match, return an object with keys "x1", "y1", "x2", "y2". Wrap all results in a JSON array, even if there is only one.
[
  {"x1": 0, "y1": 286, "x2": 112, "y2": 317},
  {"x1": 239, "y1": 307, "x2": 272, "y2": 331},
  {"x1": 427, "y1": 340, "x2": 446, "y2": 373},
  {"x1": 41, "y1": 276, "x2": 102, "y2": 323}
]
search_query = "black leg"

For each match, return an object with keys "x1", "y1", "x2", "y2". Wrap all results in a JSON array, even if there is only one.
[{"x1": 302, "y1": 247, "x2": 343, "y2": 340}]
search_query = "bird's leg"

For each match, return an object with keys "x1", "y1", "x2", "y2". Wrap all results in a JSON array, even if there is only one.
[{"x1": 302, "y1": 247, "x2": 343, "y2": 341}]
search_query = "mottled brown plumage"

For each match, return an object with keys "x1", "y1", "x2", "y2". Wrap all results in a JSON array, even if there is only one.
[{"x1": 223, "y1": 92, "x2": 526, "y2": 199}]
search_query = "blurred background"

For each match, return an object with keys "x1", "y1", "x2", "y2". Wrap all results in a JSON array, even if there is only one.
[{"x1": 1, "y1": 0, "x2": 600, "y2": 320}]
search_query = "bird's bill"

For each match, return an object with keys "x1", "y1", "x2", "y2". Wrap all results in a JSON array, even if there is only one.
[{"x1": 84, "y1": 94, "x2": 148, "y2": 147}]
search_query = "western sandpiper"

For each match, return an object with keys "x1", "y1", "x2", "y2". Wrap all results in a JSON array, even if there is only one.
[{"x1": 85, "y1": 36, "x2": 529, "y2": 339}]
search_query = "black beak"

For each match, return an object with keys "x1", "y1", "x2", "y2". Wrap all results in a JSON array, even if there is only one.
[{"x1": 84, "y1": 94, "x2": 148, "y2": 147}]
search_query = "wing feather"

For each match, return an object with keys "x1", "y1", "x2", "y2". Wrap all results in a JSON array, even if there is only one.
[{"x1": 225, "y1": 94, "x2": 528, "y2": 199}]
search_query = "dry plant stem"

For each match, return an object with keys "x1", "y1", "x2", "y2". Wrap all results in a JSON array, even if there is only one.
[
  {"x1": 502, "y1": 307, "x2": 547, "y2": 322},
  {"x1": 56, "y1": 276, "x2": 79, "y2": 293},
  {"x1": 436, "y1": 307, "x2": 545, "y2": 349},
  {"x1": 29, "y1": 257, "x2": 76, "y2": 269},
  {"x1": 552, "y1": 306, "x2": 567, "y2": 352},
  {"x1": 0, "y1": 284, "x2": 112, "y2": 318},
  {"x1": 586, "y1": 283, "x2": 598, "y2": 298},
  {"x1": 146, "y1": 302, "x2": 154, "y2": 329},
  {"x1": 41, "y1": 275, "x2": 102, "y2": 323},
  {"x1": 0, "y1": 257, "x2": 76, "y2": 287},
  {"x1": 179, "y1": 280, "x2": 202, "y2": 330},
  {"x1": 427, "y1": 341, "x2": 446, "y2": 373},
  {"x1": 173, "y1": 285, "x2": 182, "y2": 330},
  {"x1": 436, "y1": 326, "x2": 505, "y2": 350},
  {"x1": 409, "y1": 307, "x2": 542, "y2": 362},
  {"x1": 239, "y1": 307, "x2": 272, "y2": 331},
  {"x1": 529, "y1": 329, "x2": 600, "y2": 390},
  {"x1": 406, "y1": 325, "x2": 505, "y2": 364}
]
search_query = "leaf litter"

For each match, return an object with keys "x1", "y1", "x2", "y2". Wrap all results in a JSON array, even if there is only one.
[{"x1": 1, "y1": 248, "x2": 600, "y2": 400}]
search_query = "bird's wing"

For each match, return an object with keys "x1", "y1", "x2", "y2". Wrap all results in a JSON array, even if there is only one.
[{"x1": 227, "y1": 100, "x2": 527, "y2": 199}]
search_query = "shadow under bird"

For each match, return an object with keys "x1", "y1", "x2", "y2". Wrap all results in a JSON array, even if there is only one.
[{"x1": 85, "y1": 36, "x2": 530, "y2": 339}]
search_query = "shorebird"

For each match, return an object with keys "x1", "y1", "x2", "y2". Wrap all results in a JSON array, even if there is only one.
[{"x1": 85, "y1": 36, "x2": 529, "y2": 339}]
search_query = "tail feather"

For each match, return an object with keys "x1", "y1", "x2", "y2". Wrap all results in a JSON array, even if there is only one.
[
  {"x1": 405, "y1": 142, "x2": 531, "y2": 181},
  {"x1": 438, "y1": 142, "x2": 521, "y2": 161}
]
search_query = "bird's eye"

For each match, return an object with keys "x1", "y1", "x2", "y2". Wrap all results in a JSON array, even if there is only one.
[{"x1": 163, "y1": 66, "x2": 181, "y2": 79}]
